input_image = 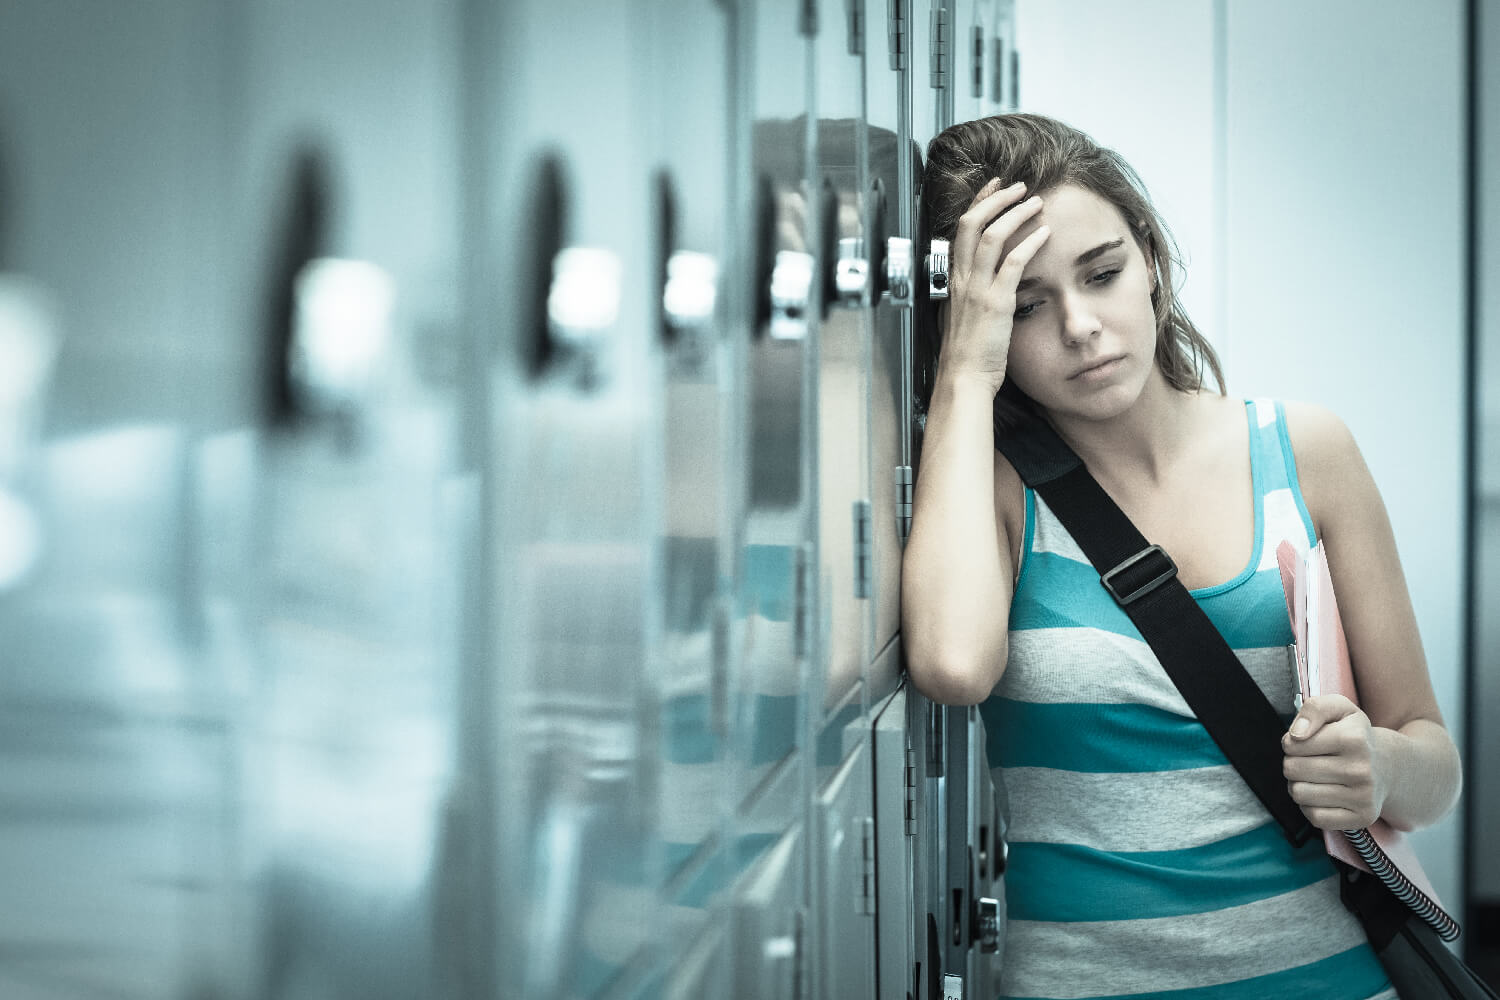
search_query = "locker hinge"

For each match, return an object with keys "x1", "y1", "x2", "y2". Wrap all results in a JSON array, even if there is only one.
[
  {"x1": 886, "y1": 0, "x2": 907, "y2": 70},
  {"x1": 847, "y1": 0, "x2": 864, "y2": 55},
  {"x1": 971, "y1": 24, "x2": 984, "y2": 99},
  {"x1": 929, "y1": 4, "x2": 950, "y2": 90},
  {"x1": 857, "y1": 816, "x2": 877, "y2": 915},
  {"x1": 853, "y1": 499, "x2": 872, "y2": 598},
  {"x1": 990, "y1": 36, "x2": 1005, "y2": 105},
  {"x1": 896, "y1": 465, "x2": 913, "y2": 543},
  {"x1": 903, "y1": 746, "x2": 917, "y2": 836},
  {"x1": 793, "y1": 543, "x2": 812, "y2": 659},
  {"x1": 943, "y1": 973, "x2": 965, "y2": 1000}
]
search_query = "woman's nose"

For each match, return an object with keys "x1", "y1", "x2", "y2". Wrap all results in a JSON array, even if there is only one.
[{"x1": 1059, "y1": 292, "x2": 1101, "y2": 344}]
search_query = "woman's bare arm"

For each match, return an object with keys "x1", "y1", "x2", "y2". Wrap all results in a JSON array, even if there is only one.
[
  {"x1": 902, "y1": 179, "x2": 1048, "y2": 705},
  {"x1": 1281, "y1": 402, "x2": 1461, "y2": 832}
]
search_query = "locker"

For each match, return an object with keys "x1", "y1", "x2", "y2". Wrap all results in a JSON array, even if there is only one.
[
  {"x1": 813, "y1": 736, "x2": 877, "y2": 999},
  {"x1": 863, "y1": 0, "x2": 918, "y2": 695}
]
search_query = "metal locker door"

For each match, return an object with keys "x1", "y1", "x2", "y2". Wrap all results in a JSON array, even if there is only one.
[
  {"x1": 951, "y1": 0, "x2": 987, "y2": 124},
  {"x1": 475, "y1": 0, "x2": 660, "y2": 996},
  {"x1": 912, "y1": 0, "x2": 953, "y2": 136},
  {"x1": 228, "y1": 2, "x2": 473, "y2": 995},
  {"x1": 872, "y1": 679, "x2": 918, "y2": 1000},
  {"x1": 863, "y1": 0, "x2": 917, "y2": 698},
  {"x1": 731, "y1": 824, "x2": 807, "y2": 1000},
  {"x1": 723, "y1": 0, "x2": 815, "y2": 905},
  {"x1": 0, "y1": 6, "x2": 243, "y2": 996},
  {"x1": 991, "y1": 0, "x2": 1020, "y2": 112},
  {"x1": 807, "y1": 0, "x2": 871, "y2": 726},
  {"x1": 813, "y1": 737, "x2": 877, "y2": 1000},
  {"x1": 634, "y1": 0, "x2": 736, "y2": 967}
]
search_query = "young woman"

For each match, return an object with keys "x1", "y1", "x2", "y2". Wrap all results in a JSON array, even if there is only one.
[{"x1": 901, "y1": 113, "x2": 1462, "y2": 1000}]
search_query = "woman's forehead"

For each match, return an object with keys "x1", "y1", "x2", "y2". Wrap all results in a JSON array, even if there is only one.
[{"x1": 1003, "y1": 184, "x2": 1134, "y2": 262}]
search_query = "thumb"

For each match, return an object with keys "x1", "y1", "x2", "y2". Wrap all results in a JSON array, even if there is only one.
[{"x1": 1287, "y1": 694, "x2": 1357, "y2": 741}]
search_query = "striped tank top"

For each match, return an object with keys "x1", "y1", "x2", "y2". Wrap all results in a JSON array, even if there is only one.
[{"x1": 980, "y1": 399, "x2": 1395, "y2": 1000}]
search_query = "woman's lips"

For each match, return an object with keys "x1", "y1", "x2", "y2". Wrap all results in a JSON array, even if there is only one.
[{"x1": 1070, "y1": 355, "x2": 1126, "y2": 381}]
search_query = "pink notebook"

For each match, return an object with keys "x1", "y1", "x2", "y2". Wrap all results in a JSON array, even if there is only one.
[{"x1": 1275, "y1": 539, "x2": 1459, "y2": 941}]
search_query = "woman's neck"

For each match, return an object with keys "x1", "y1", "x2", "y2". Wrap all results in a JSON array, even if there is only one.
[{"x1": 1044, "y1": 373, "x2": 1203, "y2": 486}]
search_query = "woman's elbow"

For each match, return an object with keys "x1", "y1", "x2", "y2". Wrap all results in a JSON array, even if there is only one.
[{"x1": 904, "y1": 639, "x2": 1006, "y2": 705}]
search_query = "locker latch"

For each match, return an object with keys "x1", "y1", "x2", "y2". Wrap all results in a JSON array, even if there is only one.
[
  {"x1": 835, "y1": 237, "x2": 869, "y2": 308},
  {"x1": 885, "y1": 236, "x2": 913, "y2": 306},
  {"x1": 927, "y1": 239, "x2": 950, "y2": 300},
  {"x1": 770, "y1": 249, "x2": 816, "y2": 340},
  {"x1": 976, "y1": 896, "x2": 1001, "y2": 953}
]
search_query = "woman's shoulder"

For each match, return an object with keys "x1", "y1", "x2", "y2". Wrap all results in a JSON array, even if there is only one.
[
  {"x1": 1274, "y1": 398, "x2": 1361, "y2": 464},
  {"x1": 1269, "y1": 399, "x2": 1369, "y2": 528}
]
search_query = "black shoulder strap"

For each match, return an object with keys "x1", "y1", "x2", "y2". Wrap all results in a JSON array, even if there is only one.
[{"x1": 997, "y1": 416, "x2": 1314, "y2": 847}]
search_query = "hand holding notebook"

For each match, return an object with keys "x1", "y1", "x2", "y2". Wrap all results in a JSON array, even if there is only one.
[{"x1": 1276, "y1": 538, "x2": 1460, "y2": 942}]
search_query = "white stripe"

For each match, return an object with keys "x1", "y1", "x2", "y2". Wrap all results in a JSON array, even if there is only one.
[
  {"x1": 1029, "y1": 496, "x2": 1092, "y2": 564},
  {"x1": 1002, "y1": 628, "x2": 1183, "y2": 708},
  {"x1": 999, "y1": 764, "x2": 1270, "y2": 852},
  {"x1": 1254, "y1": 396, "x2": 1277, "y2": 428},
  {"x1": 1261, "y1": 488, "x2": 1311, "y2": 569},
  {"x1": 1002, "y1": 629, "x2": 1294, "y2": 712},
  {"x1": 1000, "y1": 876, "x2": 1370, "y2": 1000}
]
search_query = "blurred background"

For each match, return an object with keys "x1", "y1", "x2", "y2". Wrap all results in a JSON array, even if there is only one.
[{"x1": 0, "y1": 0, "x2": 1492, "y2": 997}]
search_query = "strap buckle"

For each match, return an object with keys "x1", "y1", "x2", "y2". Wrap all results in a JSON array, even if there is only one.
[{"x1": 1100, "y1": 544, "x2": 1178, "y2": 606}]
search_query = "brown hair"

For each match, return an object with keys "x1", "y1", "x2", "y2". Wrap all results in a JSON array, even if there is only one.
[{"x1": 917, "y1": 113, "x2": 1224, "y2": 430}]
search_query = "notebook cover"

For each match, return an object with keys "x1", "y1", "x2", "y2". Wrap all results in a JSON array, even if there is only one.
[{"x1": 1274, "y1": 539, "x2": 1447, "y2": 910}]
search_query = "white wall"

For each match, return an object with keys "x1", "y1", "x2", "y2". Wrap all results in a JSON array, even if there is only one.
[
  {"x1": 1015, "y1": 0, "x2": 1220, "y2": 359},
  {"x1": 1017, "y1": 0, "x2": 1469, "y2": 918},
  {"x1": 1222, "y1": 0, "x2": 1466, "y2": 916}
]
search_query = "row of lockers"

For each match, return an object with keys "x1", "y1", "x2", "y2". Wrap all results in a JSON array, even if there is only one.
[{"x1": 0, "y1": 0, "x2": 1021, "y2": 997}]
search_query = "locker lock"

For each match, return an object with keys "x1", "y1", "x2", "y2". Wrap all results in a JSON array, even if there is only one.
[
  {"x1": 885, "y1": 236, "x2": 913, "y2": 306},
  {"x1": 548, "y1": 247, "x2": 623, "y2": 350},
  {"x1": 662, "y1": 250, "x2": 718, "y2": 331},
  {"x1": 927, "y1": 239, "x2": 950, "y2": 300},
  {"x1": 834, "y1": 236, "x2": 868, "y2": 307},
  {"x1": 976, "y1": 896, "x2": 1001, "y2": 953},
  {"x1": 770, "y1": 249, "x2": 815, "y2": 340}
]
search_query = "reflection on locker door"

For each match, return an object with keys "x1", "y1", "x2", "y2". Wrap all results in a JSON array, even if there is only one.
[{"x1": 477, "y1": 1, "x2": 661, "y2": 996}]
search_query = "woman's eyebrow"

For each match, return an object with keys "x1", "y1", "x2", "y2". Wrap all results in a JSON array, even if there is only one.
[
  {"x1": 1075, "y1": 237, "x2": 1125, "y2": 266},
  {"x1": 1015, "y1": 238, "x2": 1127, "y2": 292}
]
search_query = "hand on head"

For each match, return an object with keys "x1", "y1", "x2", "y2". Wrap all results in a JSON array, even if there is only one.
[{"x1": 938, "y1": 178, "x2": 1051, "y2": 395}]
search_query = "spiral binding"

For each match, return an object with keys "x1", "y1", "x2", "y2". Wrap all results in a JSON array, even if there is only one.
[{"x1": 1343, "y1": 828, "x2": 1461, "y2": 942}]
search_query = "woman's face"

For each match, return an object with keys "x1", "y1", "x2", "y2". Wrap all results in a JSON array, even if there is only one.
[{"x1": 996, "y1": 183, "x2": 1162, "y2": 423}]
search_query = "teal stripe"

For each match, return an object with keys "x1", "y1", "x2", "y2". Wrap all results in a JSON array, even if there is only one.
[
  {"x1": 1009, "y1": 551, "x2": 1137, "y2": 637},
  {"x1": 1009, "y1": 552, "x2": 1294, "y2": 650},
  {"x1": 1005, "y1": 824, "x2": 1333, "y2": 922},
  {"x1": 1198, "y1": 571, "x2": 1297, "y2": 649},
  {"x1": 744, "y1": 544, "x2": 795, "y2": 621},
  {"x1": 1001, "y1": 942, "x2": 1389, "y2": 1000},
  {"x1": 981, "y1": 698, "x2": 1224, "y2": 773},
  {"x1": 1250, "y1": 400, "x2": 1290, "y2": 493},
  {"x1": 664, "y1": 693, "x2": 716, "y2": 765},
  {"x1": 1274, "y1": 401, "x2": 1319, "y2": 546}
]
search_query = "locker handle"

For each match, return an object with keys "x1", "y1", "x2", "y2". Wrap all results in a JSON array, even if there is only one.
[
  {"x1": 523, "y1": 152, "x2": 621, "y2": 384},
  {"x1": 755, "y1": 174, "x2": 813, "y2": 341},
  {"x1": 655, "y1": 169, "x2": 718, "y2": 344},
  {"x1": 523, "y1": 152, "x2": 568, "y2": 379},
  {"x1": 822, "y1": 177, "x2": 867, "y2": 313}
]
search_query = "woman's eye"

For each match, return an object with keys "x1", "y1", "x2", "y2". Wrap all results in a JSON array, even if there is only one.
[
  {"x1": 1014, "y1": 301, "x2": 1040, "y2": 320},
  {"x1": 1090, "y1": 267, "x2": 1122, "y2": 285}
]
